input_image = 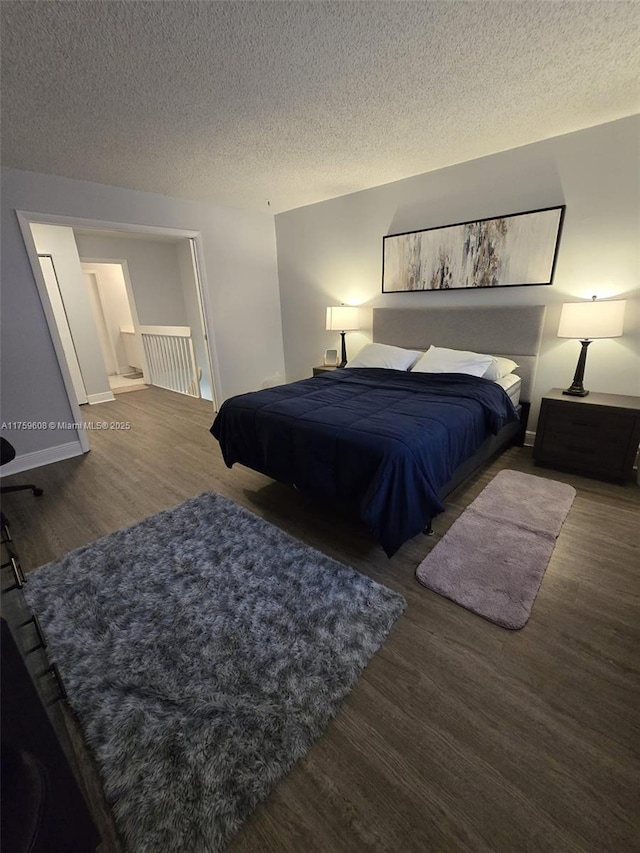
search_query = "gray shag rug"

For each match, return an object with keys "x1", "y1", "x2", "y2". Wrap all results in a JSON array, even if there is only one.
[
  {"x1": 24, "y1": 492, "x2": 406, "y2": 853},
  {"x1": 416, "y1": 470, "x2": 575, "y2": 629}
]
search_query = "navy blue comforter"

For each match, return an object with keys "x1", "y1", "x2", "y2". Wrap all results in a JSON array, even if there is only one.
[{"x1": 211, "y1": 369, "x2": 517, "y2": 556}]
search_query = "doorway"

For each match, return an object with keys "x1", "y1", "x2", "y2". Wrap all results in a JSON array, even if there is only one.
[
  {"x1": 18, "y1": 212, "x2": 219, "y2": 453},
  {"x1": 80, "y1": 262, "x2": 147, "y2": 396},
  {"x1": 73, "y1": 231, "x2": 215, "y2": 404}
]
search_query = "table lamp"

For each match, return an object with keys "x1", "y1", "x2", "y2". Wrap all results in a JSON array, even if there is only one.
[
  {"x1": 557, "y1": 296, "x2": 626, "y2": 396},
  {"x1": 326, "y1": 306, "x2": 360, "y2": 367}
]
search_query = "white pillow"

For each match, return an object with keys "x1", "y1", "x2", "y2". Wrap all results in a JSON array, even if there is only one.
[
  {"x1": 346, "y1": 342, "x2": 422, "y2": 370},
  {"x1": 483, "y1": 355, "x2": 519, "y2": 381},
  {"x1": 411, "y1": 345, "x2": 493, "y2": 377}
]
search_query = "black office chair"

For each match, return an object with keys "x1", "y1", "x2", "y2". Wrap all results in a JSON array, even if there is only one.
[{"x1": 0, "y1": 439, "x2": 43, "y2": 497}]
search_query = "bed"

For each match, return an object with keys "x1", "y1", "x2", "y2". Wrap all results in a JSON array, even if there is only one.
[{"x1": 211, "y1": 305, "x2": 545, "y2": 556}]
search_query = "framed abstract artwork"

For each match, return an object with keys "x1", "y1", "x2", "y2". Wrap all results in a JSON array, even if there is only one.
[{"x1": 382, "y1": 205, "x2": 565, "y2": 293}]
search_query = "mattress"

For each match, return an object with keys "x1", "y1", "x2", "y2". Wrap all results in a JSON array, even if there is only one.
[{"x1": 496, "y1": 373, "x2": 521, "y2": 408}]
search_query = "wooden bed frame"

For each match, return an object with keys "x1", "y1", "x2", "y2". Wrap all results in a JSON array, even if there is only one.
[{"x1": 372, "y1": 305, "x2": 546, "y2": 506}]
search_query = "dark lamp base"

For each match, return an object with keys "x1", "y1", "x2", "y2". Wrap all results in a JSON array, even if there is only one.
[
  {"x1": 563, "y1": 339, "x2": 592, "y2": 399},
  {"x1": 339, "y1": 331, "x2": 348, "y2": 369},
  {"x1": 563, "y1": 387, "x2": 589, "y2": 397}
]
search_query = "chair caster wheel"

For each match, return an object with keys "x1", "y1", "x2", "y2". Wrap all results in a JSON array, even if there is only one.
[{"x1": 33, "y1": 488, "x2": 44, "y2": 497}]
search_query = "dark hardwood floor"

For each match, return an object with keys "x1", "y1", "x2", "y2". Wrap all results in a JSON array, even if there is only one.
[{"x1": 2, "y1": 387, "x2": 639, "y2": 853}]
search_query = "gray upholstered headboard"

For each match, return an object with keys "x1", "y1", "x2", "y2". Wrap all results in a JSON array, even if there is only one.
[{"x1": 373, "y1": 305, "x2": 546, "y2": 402}]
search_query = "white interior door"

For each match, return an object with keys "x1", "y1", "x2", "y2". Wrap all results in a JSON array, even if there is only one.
[{"x1": 38, "y1": 254, "x2": 89, "y2": 405}]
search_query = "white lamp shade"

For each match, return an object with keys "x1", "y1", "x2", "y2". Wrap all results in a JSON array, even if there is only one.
[
  {"x1": 326, "y1": 305, "x2": 360, "y2": 331},
  {"x1": 557, "y1": 299, "x2": 626, "y2": 339}
]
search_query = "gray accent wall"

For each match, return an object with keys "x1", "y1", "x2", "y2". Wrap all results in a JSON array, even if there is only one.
[{"x1": 275, "y1": 116, "x2": 640, "y2": 430}]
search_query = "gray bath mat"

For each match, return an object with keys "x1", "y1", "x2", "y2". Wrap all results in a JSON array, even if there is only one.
[{"x1": 416, "y1": 470, "x2": 575, "y2": 629}]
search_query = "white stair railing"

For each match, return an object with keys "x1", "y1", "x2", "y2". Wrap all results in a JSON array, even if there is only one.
[{"x1": 140, "y1": 325, "x2": 201, "y2": 398}]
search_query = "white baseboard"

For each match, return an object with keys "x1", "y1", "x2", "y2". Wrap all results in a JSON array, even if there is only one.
[
  {"x1": 0, "y1": 440, "x2": 85, "y2": 476},
  {"x1": 87, "y1": 391, "x2": 115, "y2": 405},
  {"x1": 524, "y1": 430, "x2": 536, "y2": 447}
]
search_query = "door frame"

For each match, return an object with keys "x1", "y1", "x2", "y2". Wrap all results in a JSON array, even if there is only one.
[
  {"x1": 188, "y1": 238, "x2": 217, "y2": 405},
  {"x1": 17, "y1": 212, "x2": 221, "y2": 448}
]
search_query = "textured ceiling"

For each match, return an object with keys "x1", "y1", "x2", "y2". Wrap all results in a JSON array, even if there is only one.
[{"x1": 2, "y1": 1, "x2": 638, "y2": 213}]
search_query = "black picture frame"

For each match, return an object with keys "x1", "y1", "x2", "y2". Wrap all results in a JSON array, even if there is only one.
[{"x1": 382, "y1": 205, "x2": 565, "y2": 293}]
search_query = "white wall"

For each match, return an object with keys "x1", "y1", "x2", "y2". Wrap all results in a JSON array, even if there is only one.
[
  {"x1": 74, "y1": 234, "x2": 188, "y2": 327},
  {"x1": 0, "y1": 167, "x2": 283, "y2": 461},
  {"x1": 39, "y1": 255, "x2": 88, "y2": 405},
  {"x1": 275, "y1": 116, "x2": 640, "y2": 430},
  {"x1": 30, "y1": 223, "x2": 112, "y2": 401},
  {"x1": 83, "y1": 271, "x2": 117, "y2": 375}
]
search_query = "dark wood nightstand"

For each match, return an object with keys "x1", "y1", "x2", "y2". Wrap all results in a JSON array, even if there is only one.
[
  {"x1": 533, "y1": 389, "x2": 640, "y2": 481},
  {"x1": 312, "y1": 365, "x2": 339, "y2": 376}
]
